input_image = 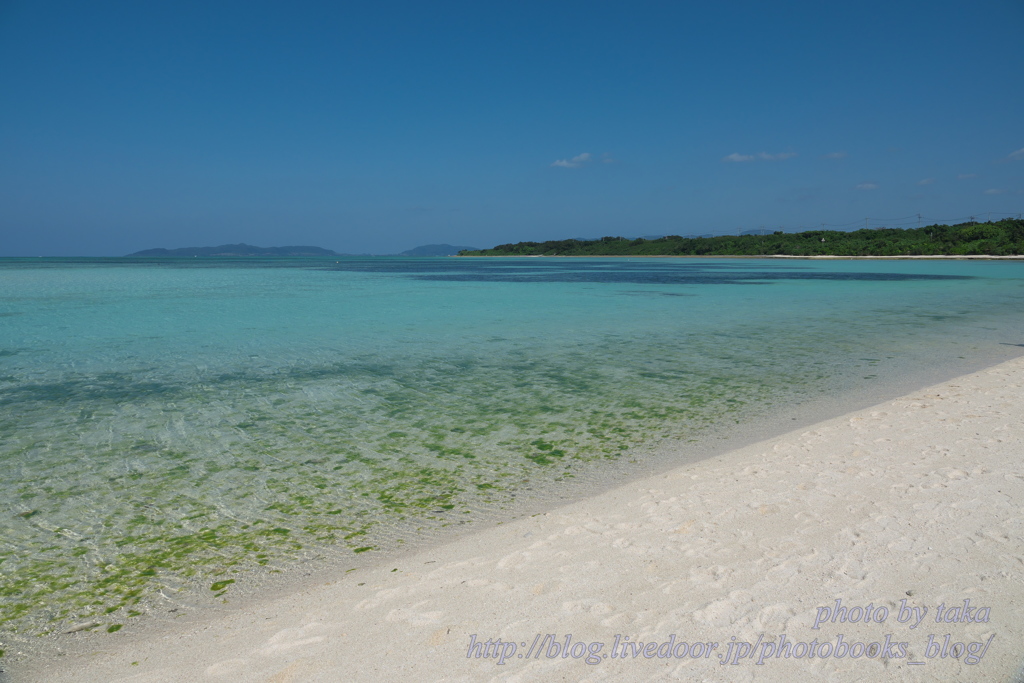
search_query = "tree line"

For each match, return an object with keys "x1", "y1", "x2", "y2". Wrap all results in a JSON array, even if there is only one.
[{"x1": 458, "y1": 219, "x2": 1024, "y2": 257}]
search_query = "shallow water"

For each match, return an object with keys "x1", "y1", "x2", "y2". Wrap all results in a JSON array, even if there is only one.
[{"x1": 1, "y1": 256, "x2": 1023, "y2": 650}]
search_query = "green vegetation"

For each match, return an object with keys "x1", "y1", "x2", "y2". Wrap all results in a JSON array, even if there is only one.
[{"x1": 459, "y1": 219, "x2": 1024, "y2": 257}]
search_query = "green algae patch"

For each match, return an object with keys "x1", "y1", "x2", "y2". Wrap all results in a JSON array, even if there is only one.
[
  {"x1": 210, "y1": 579, "x2": 235, "y2": 592},
  {"x1": 107, "y1": 624, "x2": 122, "y2": 633}
]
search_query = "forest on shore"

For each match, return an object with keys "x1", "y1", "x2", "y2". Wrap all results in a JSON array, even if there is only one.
[{"x1": 458, "y1": 219, "x2": 1024, "y2": 257}]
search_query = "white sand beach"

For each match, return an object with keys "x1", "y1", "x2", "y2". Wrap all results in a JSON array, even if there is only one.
[{"x1": 19, "y1": 356, "x2": 1024, "y2": 682}]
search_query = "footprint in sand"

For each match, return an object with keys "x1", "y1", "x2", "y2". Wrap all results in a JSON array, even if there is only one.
[{"x1": 258, "y1": 624, "x2": 327, "y2": 655}]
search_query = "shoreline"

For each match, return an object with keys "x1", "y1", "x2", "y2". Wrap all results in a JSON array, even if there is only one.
[
  {"x1": 15, "y1": 356, "x2": 1024, "y2": 682},
  {"x1": 456, "y1": 254, "x2": 1024, "y2": 259}
]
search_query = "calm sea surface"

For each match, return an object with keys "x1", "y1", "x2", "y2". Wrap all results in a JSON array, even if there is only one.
[{"x1": 1, "y1": 256, "x2": 1023, "y2": 649}]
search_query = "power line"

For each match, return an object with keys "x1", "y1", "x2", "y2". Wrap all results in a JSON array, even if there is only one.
[{"x1": 720, "y1": 211, "x2": 1022, "y2": 237}]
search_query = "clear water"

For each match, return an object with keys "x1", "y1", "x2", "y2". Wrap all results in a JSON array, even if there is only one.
[{"x1": 1, "y1": 256, "x2": 1023, "y2": 647}]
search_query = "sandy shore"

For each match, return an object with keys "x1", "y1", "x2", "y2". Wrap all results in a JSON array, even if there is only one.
[
  {"x1": 457, "y1": 254, "x2": 1024, "y2": 259},
  {"x1": 15, "y1": 357, "x2": 1024, "y2": 682}
]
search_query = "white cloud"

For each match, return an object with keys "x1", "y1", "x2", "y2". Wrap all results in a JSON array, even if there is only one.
[
  {"x1": 1007, "y1": 148, "x2": 1024, "y2": 161},
  {"x1": 856, "y1": 183, "x2": 879, "y2": 190},
  {"x1": 984, "y1": 188, "x2": 1007, "y2": 195},
  {"x1": 917, "y1": 178, "x2": 935, "y2": 185},
  {"x1": 822, "y1": 151, "x2": 847, "y2": 159},
  {"x1": 722, "y1": 151, "x2": 796, "y2": 162},
  {"x1": 958, "y1": 173, "x2": 977, "y2": 179},
  {"x1": 551, "y1": 152, "x2": 592, "y2": 168}
]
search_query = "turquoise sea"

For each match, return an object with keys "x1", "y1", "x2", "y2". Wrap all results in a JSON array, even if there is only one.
[{"x1": 1, "y1": 256, "x2": 1023, "y2": 654}]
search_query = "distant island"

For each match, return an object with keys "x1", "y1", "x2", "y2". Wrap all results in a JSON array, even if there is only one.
[
  {"x1": 458, "y1": 219, "x2": 1024, "y2": 257},
  {"x1": 399, "y1": 244, "x2": 479, "y2": 257},
  {"x1": 128, "y1": 243, "x2": 339, "y2": 257}
]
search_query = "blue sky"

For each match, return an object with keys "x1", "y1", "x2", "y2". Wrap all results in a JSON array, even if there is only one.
[{"x1": 1, "y1": 0, "x2": 1022, "y2": 255}]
